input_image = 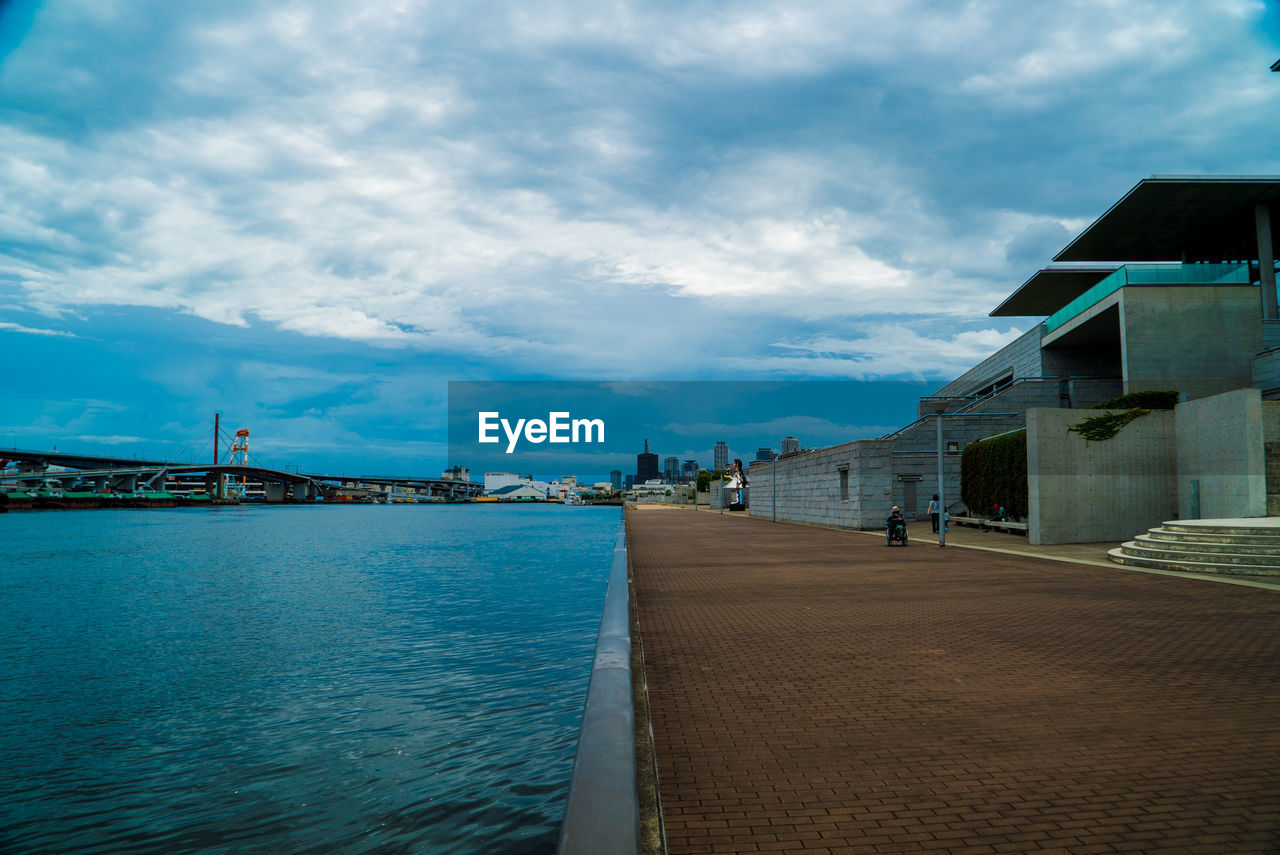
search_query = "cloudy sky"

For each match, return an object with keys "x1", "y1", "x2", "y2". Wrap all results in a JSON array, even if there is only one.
[{"x1": 1, "y1": 0, "x2": 1278, "y2": 474}]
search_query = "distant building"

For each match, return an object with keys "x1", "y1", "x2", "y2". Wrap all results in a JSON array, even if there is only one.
[
  {"x1": 610, "y1": 469, "x2": 622, "y2": 491},
  {"x1": 663, "y1": 456, "x2": 680, "y2": 482},
  {"x1": 681, "y1": 459, "x2": 700, "y2": 481},
  {"x1": 636, "y1": 439, "x2": 659, "y2": 484},
  {"x1": 441, "y1": 465, "x2": 470, "y2": 482},
  {"x1": 781, "y1": 436, "x2": 800, "y2": 455},
  {"x1": 484, "y1": 471, "x2": 555, "y2": 496},
  {"x1": 624, "y1": 474, "x2": 635, "y2": 490},
  {"x1": 713, "y1": 441, "x2": 729, "y2": 471},
  {"x1": 484, "y1": 471, "x2": 525, "y2": 493},
  {"x1": 489, "y1": 484, "x2": 548, "y2": 501},
  {"x1": 755, "y1": 447, "x2": 776, "y2": 462}
]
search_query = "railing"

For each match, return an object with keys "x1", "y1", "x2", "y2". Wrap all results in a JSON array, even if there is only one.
[
  {"x1": 1044, "y1": 262, "x2": 1249, "y2": 334},
  {"x1": 557, "y1": 519, "x2": 641, "y2": 855}
]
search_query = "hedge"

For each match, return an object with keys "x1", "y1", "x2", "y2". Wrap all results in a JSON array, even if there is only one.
[
  {"x1": 960, "y1": 429, "x2": 1027, "y2": 520},
  {"x1": 1088, "y1": 389, "x2": 1179, "y2": 410}
]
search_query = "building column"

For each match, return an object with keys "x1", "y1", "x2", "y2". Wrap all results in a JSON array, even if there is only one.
[{"x1": 1258, "y1": 203, "x2": 1277, "y2": 320}]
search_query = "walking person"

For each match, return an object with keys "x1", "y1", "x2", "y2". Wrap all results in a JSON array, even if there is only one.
[{"x1": 928, "y1": 493, "x2": 940, "y2": 534}]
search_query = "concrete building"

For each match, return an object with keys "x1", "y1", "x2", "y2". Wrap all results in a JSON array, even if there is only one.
[
  {"x1": 681, "y1": 459, "x2": 700, "y2": 481},
  {"x1": 664, "y1": 456, "x2": 681, "y2": 482},
  {"x1": 781, "y1": 436, "x2": 800, "y2": 456},
  {"x1": 751, "y1": 175, "x2": 1280, "y2": 541},
  {"x1": 610, "y1": 469, "x2": 622, "y2": 491},
  {"x1": 756, "y1": 447, "x2": 777, "y2": 462},
  {"x1": 713, "y1": 441, "x2": 728, "y2": 471}
]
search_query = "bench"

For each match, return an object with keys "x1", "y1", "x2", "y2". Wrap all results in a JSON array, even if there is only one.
[
  {"x1": 985, "y1": 519, "x2": 1028, "y2": 535},
  {"x1": 949, "y1": 515, "x2": 1028, "y2": 535}
]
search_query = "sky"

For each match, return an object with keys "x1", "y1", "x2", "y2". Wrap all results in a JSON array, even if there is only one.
[{"x1": 1, "y1": 0, "x2": 1278, "y2": 477}]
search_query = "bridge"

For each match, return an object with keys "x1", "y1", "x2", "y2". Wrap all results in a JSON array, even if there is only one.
[{"x1": 0, "y1": 449, "x2": 482, "y2": 502}]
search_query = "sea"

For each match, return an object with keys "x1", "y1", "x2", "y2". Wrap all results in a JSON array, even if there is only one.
[{"x1": 0, "y1": 503, "x2": 620, "y2": 854}]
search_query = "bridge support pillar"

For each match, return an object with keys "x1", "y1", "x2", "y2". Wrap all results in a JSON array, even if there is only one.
[
  {"x1": 292, "y1": 483, "x2": 312, "y2": 501},
  {"x1": 264, "y1": 483, "x2": 287, "y2": 503}
]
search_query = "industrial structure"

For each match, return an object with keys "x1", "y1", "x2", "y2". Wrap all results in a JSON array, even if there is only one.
[{"x1": 1, "y1": 422, "x2": 483, "y2": 509}]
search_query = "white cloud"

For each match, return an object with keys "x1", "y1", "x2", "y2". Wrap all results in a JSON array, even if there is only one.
[
  {"x1": 722, "y1": 324, "x2": 1030, "y2": 379},
  {"x1": 0, "y1": 321, "x2": 76, "y2": 337}
]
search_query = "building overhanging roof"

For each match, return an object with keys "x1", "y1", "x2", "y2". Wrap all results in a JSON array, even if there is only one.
[
  {"x1": 1053, "y1": 175, "x2": 1280, "y2": 262},
  {"x1": 990, "y1": 264, "x2": 1120, "y2": 317}
]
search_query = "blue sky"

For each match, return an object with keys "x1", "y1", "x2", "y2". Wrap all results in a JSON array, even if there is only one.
[{"x1": 1, "y1": 0, "x2": 1278, "y2": 476}]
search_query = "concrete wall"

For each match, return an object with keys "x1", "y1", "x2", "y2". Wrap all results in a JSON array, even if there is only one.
[
  {"x1": 1120, "y1": 285, "x2": 1261, "y2": 400},
  {"x1": 1041, "y1": 340, "x2": 1122, "y2": 383},
  {"x1": 1260, "y1": 402, "x2": 1280, "y2": 515},
  {"x1": 1027, "y1": 407, "x2": 1177, "y2": 545},
  {"x1": 1251, "y1": 348, "x2": 1280, "y2": 399},
  {"x1": 1175, "y1": 388, "x2": 1266, "y2": 520},
  {"x1": 748, "y1": 439, "x2": 893, "y2": 529}
]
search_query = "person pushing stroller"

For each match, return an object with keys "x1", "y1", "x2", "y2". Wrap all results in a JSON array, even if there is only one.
[{"x1": 885, "y1": 505, "x2": 907, "y2": 546}]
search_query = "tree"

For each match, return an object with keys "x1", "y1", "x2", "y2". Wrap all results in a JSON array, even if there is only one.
[{"x1": 696, "y1": 469, "x2": 723, "y2": 492}]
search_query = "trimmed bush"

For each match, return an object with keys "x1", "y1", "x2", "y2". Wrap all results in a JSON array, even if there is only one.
[
  {"x1": 1089, "y1": 389, "x2": 1179, "y2": 410},
  {"x1": 960, "y1": 429, "x2": 1027, "y2": 519}
]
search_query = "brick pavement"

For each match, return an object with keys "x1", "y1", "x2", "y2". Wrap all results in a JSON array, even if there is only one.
[{"x1": 628, "y1": 509, "x2": 1280, "y2": 854}]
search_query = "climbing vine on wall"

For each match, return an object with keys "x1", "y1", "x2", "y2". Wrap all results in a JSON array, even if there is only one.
[{"x1": 960, "y1": 430, "x2": 1027, "y2": 519}]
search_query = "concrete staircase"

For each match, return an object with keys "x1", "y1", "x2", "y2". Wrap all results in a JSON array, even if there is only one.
[{"x1": 1108, "y1": 519, "x2": 1280, "y2": 576}]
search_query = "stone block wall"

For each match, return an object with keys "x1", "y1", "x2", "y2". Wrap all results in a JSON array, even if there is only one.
[
  {"x1": 931, "y1": 325, "x2": 1045, "y2": 400},
  {"x1": 748, "y1": 439, "x2": 893, "y2": 529}
]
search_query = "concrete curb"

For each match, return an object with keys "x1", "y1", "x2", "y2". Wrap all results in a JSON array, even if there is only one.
[{"x1": 557, "y1": 520, "x2": 641, "y2": 855}]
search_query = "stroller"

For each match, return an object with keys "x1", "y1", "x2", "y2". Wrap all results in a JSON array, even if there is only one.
[{"x1": 885, "y1": 509, "x2": 908, "y2": 547}]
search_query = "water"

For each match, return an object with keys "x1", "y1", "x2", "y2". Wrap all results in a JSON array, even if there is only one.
[{"x1": 0, "y1": 503, "x2": 619, "y2": 854}]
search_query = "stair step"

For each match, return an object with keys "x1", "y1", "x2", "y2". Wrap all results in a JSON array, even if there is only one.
[
  {"x1": 1121, "y1": 541, "x2": 1280, "y2": 567},
  {"x1": 1134, "y1": 534, "x2": 1280, "y2": 557},
  {"x1": 1145, "y1": 527, "x2": 1280, "y2": 546},
  {"x1": 1162, "y1": 519, "x2": 1280, "y2": 537},
  {"x1": 1108, "y1": 546, "x2": 1280, "y2": 576}
]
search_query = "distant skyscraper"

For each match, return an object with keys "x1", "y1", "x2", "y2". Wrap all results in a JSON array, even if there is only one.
[
  {"x1": 681, "y1": 459, "x2": 700, "y2": 482},
  {"x1": 663, "y1": 456, "x2": 680, "y2": 482},
  {"x1": 636, "y1": 439, "x2": 660, "y2": 483},
  {"x1": 609, "y1": 469, "x2": 622, "y2": 491},
  {"x1": 713, "y1": 441, "x2": 729, "y2": 471},
  {"x1": 755, "y1": 447, "x2": 776, "y2": 462},
  {"x1": 781, "y1": 436, "x2": 800, "y2": 455}
]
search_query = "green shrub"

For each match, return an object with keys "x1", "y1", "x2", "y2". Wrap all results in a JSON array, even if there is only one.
[
  {"x1": 960, "y1": 429, "x2": 1027, "y2": 519},
  {"x1": 1089, "y1": 390, "x2": 1179, "y2": 410}
]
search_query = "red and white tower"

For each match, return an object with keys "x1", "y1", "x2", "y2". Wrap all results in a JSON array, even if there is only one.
[{"x1": 226, "y1": 428, "x2": 250, "y2": 467}]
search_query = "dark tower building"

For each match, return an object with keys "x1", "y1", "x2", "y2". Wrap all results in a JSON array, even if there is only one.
[{"x1": 636, "y1": 439, "x2": 660, "y2": 483}]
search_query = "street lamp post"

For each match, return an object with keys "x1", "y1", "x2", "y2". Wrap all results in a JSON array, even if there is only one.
[
  {"x1": 937, "y1": 406, "x2": 946, "y2": 547},
  {"x1": 922, "y1": 398, "x2": 951, "y2": 548}
]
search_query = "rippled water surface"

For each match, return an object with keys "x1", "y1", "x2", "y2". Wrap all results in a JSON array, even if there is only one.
[{"x1": 0, "y1": 503, "x2": 618, "y2": 854}]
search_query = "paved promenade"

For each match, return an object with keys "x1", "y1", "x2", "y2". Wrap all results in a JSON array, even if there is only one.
[{"x1": 628, "y1": 509, "x2": 1280, "y2": 854}]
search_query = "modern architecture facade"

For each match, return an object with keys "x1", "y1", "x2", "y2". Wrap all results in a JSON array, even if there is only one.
[
  {"x1": 713, "y1": 441, "x2": 729, "y2": 471},
  {"x1": 750, "y1": 175, "x2": 1280, "y2": 541}
]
